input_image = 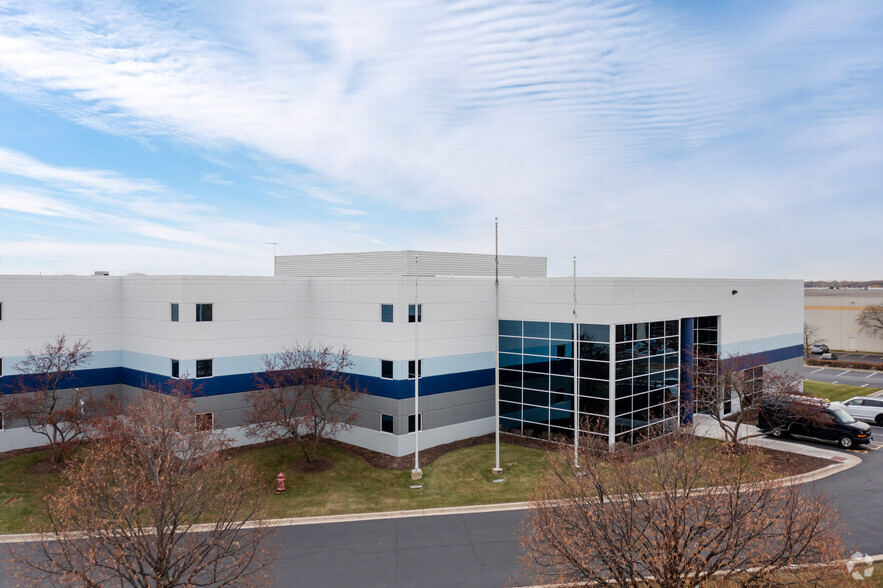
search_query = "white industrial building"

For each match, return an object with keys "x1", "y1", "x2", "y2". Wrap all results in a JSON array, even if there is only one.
[{"x1": 0, "y1": 251, "x2": 803, "y2": 455}]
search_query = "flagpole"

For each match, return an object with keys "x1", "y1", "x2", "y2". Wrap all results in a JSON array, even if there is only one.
[
  {"x1": 493, "y1": 218, "x2": 503, "y2": 474},
  {"x1": 412, "y1": 255, "x2": 422, "y2": 480},
  {"x1": 573, "y1": 256, "x2": 580, "y2": 468}
]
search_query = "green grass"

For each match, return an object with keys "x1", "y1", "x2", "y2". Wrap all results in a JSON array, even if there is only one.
[
  {"x1": 246, "y1": 441, "x2": 548, "y2": 520},
  {"x1": 803, "y1": 380, "x2": 880, "y2": 402},
  {"x1": 0, "y1": 436, "x2": 833, "y2": 534},
  {"x1": 0, "y1": 449, "x2": 64, "y2": 533}
]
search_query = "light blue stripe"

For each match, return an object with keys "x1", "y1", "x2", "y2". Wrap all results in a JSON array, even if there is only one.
[{"x1": 720, "y1": 332, "x2": 803, "y2": 357}]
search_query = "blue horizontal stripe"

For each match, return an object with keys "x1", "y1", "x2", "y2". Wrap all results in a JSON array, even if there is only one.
[{"x1": 1, "y1": 366, "x2": 495, "y2": 401}]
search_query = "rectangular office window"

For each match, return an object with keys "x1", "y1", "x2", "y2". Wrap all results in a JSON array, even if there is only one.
[
  {"x1": 171, "y1": 359, "x2": 180, "y2": 379},
  {"x1": 196, "y1": 359, "x2": 213, "y2": 378},
  {"x1": 0, "y1": 301, "x2": 3, "y2": 320},
  {"x1": 408, "y1": 413, "x2": 423, "y2": 433},
  {"x1": 408, "y1": 304, "x2": 422, "y2": 323},
  {"x1": 195, "y1": 412, "x2": 213, "y2": 431},
  {"x1": 170, "y1": 303, "x2": 179, "y2": 322},
  {"x1": 381, "y1": 360, "x2": 393, "y2": 379},
  {"x1": 408, "y1": 359, "x2": 422, "y2": 379},
  {"x1": 381, "y1": 304, "x2": 393, "y2": 323},
  {"x1": 381, "y1": 413, "x2": 394, "y2": 434},
  {"x1": 0, "y1": 357, "x2": 3, "y2": 376},
  {"x1": 196, "y1": 303, "x2": 213, "y2": 322}
]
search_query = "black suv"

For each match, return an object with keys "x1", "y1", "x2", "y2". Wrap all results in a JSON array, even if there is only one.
[{"x1": 757, "y1": 397, "x2": 872, "y2": 449}]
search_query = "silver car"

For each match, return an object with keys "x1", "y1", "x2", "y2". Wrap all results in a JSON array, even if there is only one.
[{"x1": 840, "y1": 396, "x2": 883, "y2": 426}]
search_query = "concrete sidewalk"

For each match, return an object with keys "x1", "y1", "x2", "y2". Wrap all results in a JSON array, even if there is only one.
[{"x1": 691, "y1": 413, "x2": 862, "y2": 469}]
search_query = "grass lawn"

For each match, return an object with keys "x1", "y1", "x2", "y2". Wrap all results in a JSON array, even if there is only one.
[
  {"x1": 803, "y1": 380, "x2": 880, "y2": 402},
  {"x1": 0, "y1": 436, "x2": 831, "y2": 534}
]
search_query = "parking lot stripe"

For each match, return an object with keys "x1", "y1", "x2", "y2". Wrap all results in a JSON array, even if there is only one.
[
  {"x1": 810, "y1": 368, "x2": 825, "y2": 373},
  {"x1": 836, "y1": 370, "x2": 851, "y2": 376},
  {"x1": 862, "y1": 384, "x2": 869, "y2": 388},
  {"x1": 867, "y1": 372, "x2": 878, "y2": 378}
]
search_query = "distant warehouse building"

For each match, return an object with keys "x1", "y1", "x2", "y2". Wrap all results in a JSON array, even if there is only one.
[
  {"x1": 0, "y1": 251, "x2": 803, "y2": 455},
  {"x1": 804, "y1": 288, "x2": 883, "y2": 353}
]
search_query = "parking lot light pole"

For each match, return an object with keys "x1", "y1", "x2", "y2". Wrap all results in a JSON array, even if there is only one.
[{"x1": 412, "y1": 255, "x2": 422, "y2": 481}]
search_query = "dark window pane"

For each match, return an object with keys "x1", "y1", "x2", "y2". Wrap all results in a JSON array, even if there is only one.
[
  {"x1": 550, "y1": 322, "x2": 572, "y2": 340},
  {"x1": 381, "y1": 414, "x2": 393, "y2": 433},
  {"x1": 580, "y1": 360, "x2": 608, "y2": 380},
  {"x1": 648, "y1": 356, "x2": 665, "y2": 374},
  {"x1": 649, "y1": 338, "x2": 665, "y2": 356},
  {"x1": 552, "y1": 340, "x2": 572, "y2": 358},
  {"x1": 633, "y1": 322, "x2": 649, "y2": 341},
  {"x1": 196, "y1": 303, "x2": 212, "y2": 322},
  {"x1": 551, "y1": 394, "x2": 573, "y2": 412},
  {"x1": 665, "y1": 353, "x2": 679, "y2": 370},
  {"x1": 408, "y1": 304, "x2": 422, "y2": 323},
  {"x1": 580, "y1": 323, "x2": 609, "y2": 343},
  {"x1": 171, "y1": 359, "x2": 179, "y2": 378},
  {"x1": 633, "y1": 341, "x2": 649, "y2": 356},
  {"x1": 500, "y1": 386, "x2": 521, "y2": 403},
  {"x1": 550, "y1": 358, "x2": 573, "y2": 376},
  {"x1": 381, "y1": 360, "x2": 393, "y2": 379},
  {"x1": 615, "y1": 396, "x2": 631, "y2": 416},
  {"x1": 499, "y1": 320, "x2": 522, "y2": 336},
  {"x1": 666, "y1": 320, "x2": 679, "y2": 336},
  {"x1": 633, "y1": 358, "x2": 649, "y2": 376},
  {"x1": 580, "y1": 380, "x2": 609, "y2": 399},
  {"x1": 550, "y1": 375, "x2": 574, "y2": 395},
  {"x1": 523, "y1": 321, "x2": 550, "y2": 338},
  {"x1": 196, "y1": 359, "x2": 212, "y2": 378},
  {"x1": 499, "y1": 336, "x2": 522, "y2": 353},
  {"x1": 697, "y1": 316, "x2": 718, "y2": 329},
  {"x1": 381, "y1": 304, "x2": 393, "y2": 322},
  {"x1": 408, "y1": 360, "x2": 422, "y2": 379},
  {"x1": 664, "y1": 337, "x2": 679, "y2": 354},
  {"x1": 407, "y1": 413, "x2": 422, "y2": 432},
  {"x1": 633, "y1": 393, "x2": 649, "y2": 411},
  {"x1": 523, "y1": 373, "x2": 549, "y2": 392},
  {"x1": 616, "y1": 342, "x2": 633, "y2": 361},
  {"x1": 500, "y1": 353, "x2": 522, "y2": 370},
  {"x1": 522, "y1": 405, "x2": 550, "y2": 425},
  {"x1": 650, "y1": 321, "x2": 665, "y2": 338},
  {"x1": 579, "y1": 396, "x2": 609, "y2": 416},
  {"x1": 500, "y1": 369, "x2": 521, "y2": 386},
  {"x1": 665, "y1": 369, "x2": 679, "y2": 387},
  {"x1": 523, "y1": 356, "x2": 549, "y2": 374},
  {"x1": 616, "y1": 361, "x2": 632, "y2": 379},
  {"x1": 633, "y1": 375, "x2": 650, "y2": 394},
  {"x1": 616, "y1": 324, "x2": 632, "y2": 342},
  {"x1": 170, "y1": 303, "x2": 179, "y2": 322},
  {"x1": 615, "y1": 380, "x2": 632, "y2": 398},
  {"x1": 500, "y1": 401, "x2": 522, "y2": 421},
  {"x1": 580, "y1": 342, "x2": 609, "y2": 360},
  {"x1": 649, "y1": 372, "x2": 664, "y2": 390},
  {"x1": 523, "y1": 338, "x2": 549, "y2": 356}
]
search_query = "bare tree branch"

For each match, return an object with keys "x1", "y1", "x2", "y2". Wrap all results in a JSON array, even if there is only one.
[
  {"x1": 856, "y1": 304, "x2": 883, "y2": 338},
  {"x1": 245, "y1": 344, "x2": 362, "y2": 462},
  {"x1": 8, "y1": 381, "x2": 276, "y2": 587},
  {"x1": 521, "y1": 429, "x2": 846, "y2": 587},
  {"x1": 0, "y1": 336, "x2": 95, "y2": 463}
]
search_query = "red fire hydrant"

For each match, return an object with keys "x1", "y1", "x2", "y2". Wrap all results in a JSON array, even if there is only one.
[{"x1": 275, "y1": 472, "x2": 286, "y2": 494}]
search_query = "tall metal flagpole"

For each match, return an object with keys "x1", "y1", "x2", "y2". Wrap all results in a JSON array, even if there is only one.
[
  {"x1": 573, "y1": 256, "x2": 580, "y2": 468},
  {"x1": 412, "y1": 255, "x2": 422, "y2": 479},
  {"x1": 493, "y1": 219, "x2": 502, "y2": 474}
]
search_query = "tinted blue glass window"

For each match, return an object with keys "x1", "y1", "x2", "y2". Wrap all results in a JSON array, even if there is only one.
[
  {"x1": 381, "y1": 360, "x2": 393, "y2": 379},
  {"x1": 580, "y1": 379, "x2": 609, "y2": 399},
  {"x1": 196, "y1": 303, "x2": 212, "y2": 322},
  {"x1": 500, "y1": 401, "x2": 522, "y2": 420},
  {"x1": 551, "y1": 340, "x2": 572, "y2": 358},
  {"x1": 196, "y1": 359, "x2": 212, "y2": 378},
  {"x1": 580, "y1": 324, "x2": 609, "y2": 343},
  {"x1": 616, "y1": 324, "x2": 632, "y2": 342},
  {"x1": 523, "y1": 388, "x2": 550, "y2": 407},
  {"x1": 523, "y1": 357, "x2": 549, "y2": 374},
  {"x1": 523, "y1": 338, "x2": 549, "y2": 356},
  {"x1": 381, "y1": 304, "x2": 393, "y2": 322},
  {"x1": 500, "y1": 386, "x2": 522, "y2": 403},
  {"x1": 170, "y1": 303, "x2": 179, "y2": 322},
  {"x1": 550, "y1": 375, "x2": 574, "y2": 394},
  {"x1": 666, "y1": 320, "x2": 679, "y2": 336},
  {"x1": 500, "y1": 353, "x2": 522, "y2": 369},
  {"x1": 579, "y1": 396, "x2": 609, "y2": 415},
  {"x1": 550, "y1": 359, "x2": 573, "y2": 376},
  {"x1": 408, "y1": 304, "x2": 422, "y2": 323},
  {"x1": 523, "y1": 321, "x2": 550, "y2": 338},
  {"x1": 632, "y1": 358, "x2": 649, "y2": 376},
  {"x1": 499, "y1": 320, "x2": 522, "y2": 336},
  {"x1": 523, "y1": 373, "x2": 549, "y2": 391},
  {"x1": 650, "y1": 321, "x2": 665, "y2": 338},
  {"x1": 580, "y1": 359, "x2": 607, "y2": 380},
  {"x1": 580, "y1": 342, "x2": 609, "y2": 361},
  {"x1": 381, "y1": 414, "x2": 393, "y2": 433},
  {"x1": 500, "y1": 369, "x2": 521, "y2": 386},
  {"x1": 499, "y1": 336, "x2": 522, "y2": 353},
  {"x1": 550, "y1": 322, "x2": 572, "y2": 340}
]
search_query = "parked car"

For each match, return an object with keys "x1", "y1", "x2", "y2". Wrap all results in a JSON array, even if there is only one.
[
  {"x1": 840, "y1": 396, "x2": 883, "y2": 426},
  {"x1": 811, "y1": 343, "x2": 830, "y2": 355},
  {"x1": 757, "y1": 398, "x2": 872, "y2": 449},
  {"x1": 819, "y1": 352, "x2": 839, "y2": 360}
]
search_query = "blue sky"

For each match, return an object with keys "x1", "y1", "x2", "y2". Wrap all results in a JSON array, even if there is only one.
[{"x1": 0, "y1": 0, "x2": 880, "y2": 279}]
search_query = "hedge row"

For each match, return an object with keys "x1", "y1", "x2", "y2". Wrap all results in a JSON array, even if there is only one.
[{"x1": 805, "y1": 358, "x2": 881, "y2": 371}]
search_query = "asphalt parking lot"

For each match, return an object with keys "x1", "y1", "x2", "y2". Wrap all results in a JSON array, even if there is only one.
[{"x1": 802, "y1": 365, "x2": 883, "y2": 389}]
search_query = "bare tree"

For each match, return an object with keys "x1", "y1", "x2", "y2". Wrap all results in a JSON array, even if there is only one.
[
  {"x1": 9, "y1": 381, "x2": 275, "y2": 587},
  {"x1": 804, "y1": 322, "x2": 824, "y2": 358},
  {"x1": 856, "y1": 303, "x2": 883, "y2": 338},
  {"x1": 0, "y1": 335, "x2": 94, "y2": 462},
  {"x1": 690, "y1": 352, "x2": 821, "y2": 448},
  {"x1": 246, "y1": 344, "x2": 362, "y2": 462},
  {"x1": 521, "y1": 430, "x2": 846, "y2": 587}
]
